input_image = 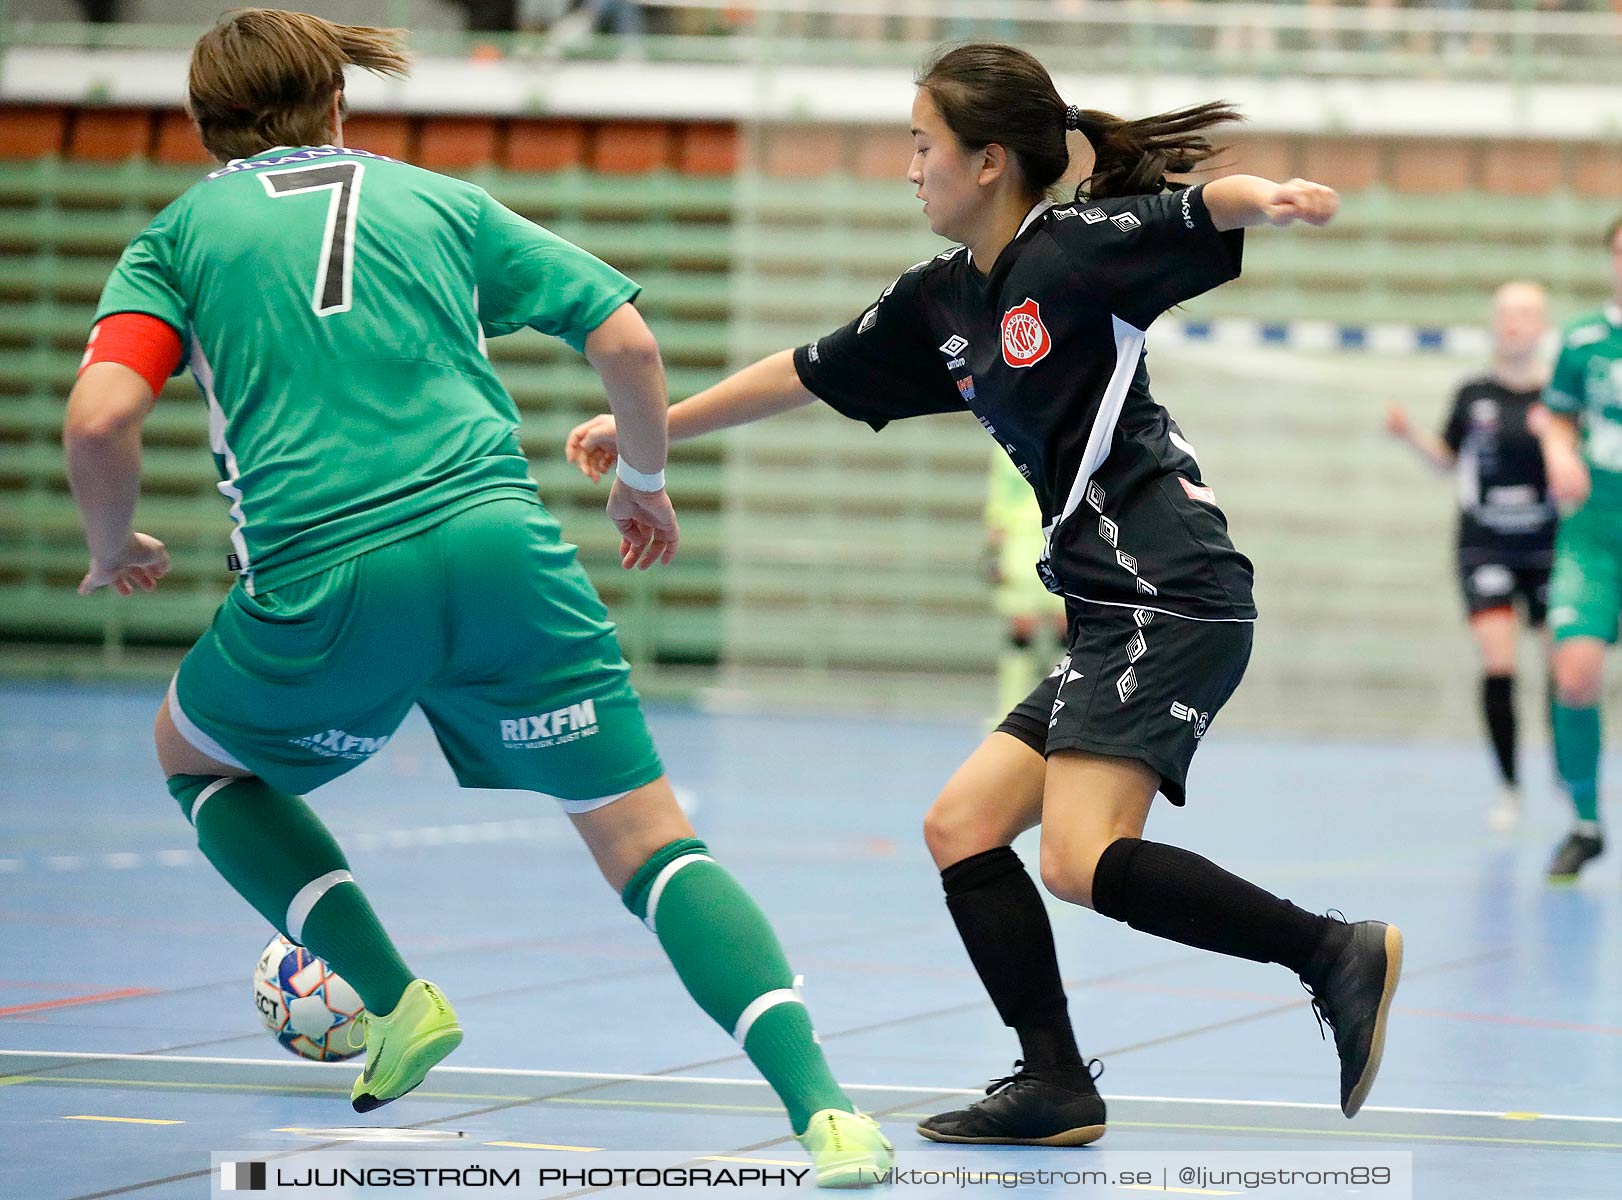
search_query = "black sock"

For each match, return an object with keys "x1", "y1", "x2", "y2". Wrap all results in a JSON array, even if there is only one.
[
  {"x1": 1482, "y1": 673, "x2": 1517, "y2": 787},
  {"x1": 1089, "y1": 838, "x2": 1350, "y2": 988},
  {"x1": 942, "y1": 847, "x2": 1083, "y2": 1068}
]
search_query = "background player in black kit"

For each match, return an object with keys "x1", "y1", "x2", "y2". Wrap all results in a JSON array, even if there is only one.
[
  {"x1": 1386, "y1": 282, "x2": 1557, "y2": 831},
  {"x1": 569, "y1": 44, "x2": 1403, "y2": 1145}
]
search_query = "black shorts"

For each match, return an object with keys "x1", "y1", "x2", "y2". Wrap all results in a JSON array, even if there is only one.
[
  {"x1": 996, "y1": 603, "x2": 1252, "y2": 806},
  {"x1": 1457, "y1": 558, "x2": 1550, "y2": 627}
]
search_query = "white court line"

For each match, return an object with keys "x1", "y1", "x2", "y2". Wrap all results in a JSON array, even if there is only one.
[{"x1": 3, "y1": 1050, "x2": 1620, "y2": 1126}]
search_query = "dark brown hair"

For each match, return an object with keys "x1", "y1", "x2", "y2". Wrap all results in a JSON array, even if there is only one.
[
  {"x1": 188, "y1": 9, "x2": 411, "y2": 162},
  {"x1": 915, "y1": 44, "x2": 1238, "y2": 201},
  {"x1": 1606, "y1": 215, "x2": 1622, "y2": 248}
]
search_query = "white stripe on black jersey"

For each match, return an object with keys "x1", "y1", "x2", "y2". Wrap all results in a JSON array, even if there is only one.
[
  {"x1": 1441, "y1": 377, "x2": 1556, "y2": 567},
  {"x1": 793, "y1": 183, "x2": 1255, "y2": 622}
]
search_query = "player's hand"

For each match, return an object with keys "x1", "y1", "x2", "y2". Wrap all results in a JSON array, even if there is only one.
[
  {"x1": 1384, "y1": 403, "x2": 1410, "y2": 438},
  {"x1": 79, "y1": 532, "x2": 169, "y2": 597},
  {"x1": 1546, "y1": 448, "x2": 1591, "y2": 510},
  {"x1": 1261, "y1": 178, "x2": 1338, "y2": 227},
  {"x1": 566, "y1": 414, "x2": 619, "y2": 483},
  {"x1": 607, "y1": 478, "x2": 679, "y2": 569}
]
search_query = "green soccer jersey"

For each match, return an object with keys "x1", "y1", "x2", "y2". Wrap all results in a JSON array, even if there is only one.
[
  {"x1": 94, "y1": 144, "x2": 639, "y2": 593},
  {"x1": 1546, "y1": 303, "x2": 1622, "y2": 501}
]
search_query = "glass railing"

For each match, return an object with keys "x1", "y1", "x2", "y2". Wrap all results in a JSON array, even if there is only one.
[{"x1": 3, "y1": 1, "x2": 1618, "y2": 83}]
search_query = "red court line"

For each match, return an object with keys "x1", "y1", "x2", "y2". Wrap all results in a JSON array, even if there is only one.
[{"x1": 0, "y1": 988, "x2": 157, "y2": 1018}]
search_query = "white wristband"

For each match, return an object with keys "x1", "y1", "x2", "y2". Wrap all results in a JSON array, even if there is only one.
[{"x1": 615, "y1": 459, "x2": 666, "y2": 492}]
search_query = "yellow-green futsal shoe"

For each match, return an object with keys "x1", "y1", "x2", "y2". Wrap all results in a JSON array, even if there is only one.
[
  {"x1": 795, "y1": 1109, "x2": 895, "y2": 1188},
  {"x1": 350, "y1": 980, "x2": 463, "y2": 1113}
]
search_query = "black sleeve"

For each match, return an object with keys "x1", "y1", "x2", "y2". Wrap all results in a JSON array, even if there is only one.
[
  {"x1": 1441, "y1": 385, "x2": 1471, "y2": 454},
  {"x1": 791, "y1": 267, "x2": 964, "y2": 431},
  {"x1": 1050, "y1": 183, "x2": 1244, "y2": 331}
]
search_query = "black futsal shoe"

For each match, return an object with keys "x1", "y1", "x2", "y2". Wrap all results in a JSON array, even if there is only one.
[
  {"x1": 1547, "y1": 830, "x2": 1604, "y2": 884},
  {"x1": 916, "y1": 1059, "x2": 1106, "y2": 1146},
  {"x1": 1305, "y1": 920, "x2": 1404, "y2": 1118}
]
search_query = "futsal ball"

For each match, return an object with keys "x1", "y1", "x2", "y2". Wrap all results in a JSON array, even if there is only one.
[{"x1": 252, "y1": 935, "x2": 367, "y2": 1062}]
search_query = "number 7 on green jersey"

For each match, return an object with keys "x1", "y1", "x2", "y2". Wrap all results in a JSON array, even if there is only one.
[{"x1": 261, "y1": 162, "x2": 364, "y2": 317}]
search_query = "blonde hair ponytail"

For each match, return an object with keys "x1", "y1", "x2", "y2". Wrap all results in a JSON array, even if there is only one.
[{"x1": 188, "y1": 8, "x2": 411, "y2": 162}]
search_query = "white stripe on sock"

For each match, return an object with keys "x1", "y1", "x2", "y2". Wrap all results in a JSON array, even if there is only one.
[
  {"x1": 732, "y1": 982, "x2": 807, "y2": 1046},
  {"x1": 188, "y1": 777, "x2": 237, "y2": 826},
  {"x1": 642, "y1": 853, "x2": 712, "y2": 933},
  {"x1": 285, "y1": 869, "x2": 354, "y2": 944}
]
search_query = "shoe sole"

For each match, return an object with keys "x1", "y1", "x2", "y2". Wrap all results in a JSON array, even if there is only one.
[
  {"x1": 351, "y1": 1026, "x2": 463, "y2": 1114},
  {"x1": 1342, "y1": 924, "x2": 1402, "y2": 1119},
  {"x1": 915, "y1": 1122, "x2": 1106, "y2": 1147}
]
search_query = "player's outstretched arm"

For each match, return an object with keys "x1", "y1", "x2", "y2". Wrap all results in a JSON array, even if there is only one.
[
  {"x1": 1204, "y1": 174, "x2": 1339, "y2": 231},
  {"x1": 1383, "y1": 403, "x2": 1456, "y2": 472},
  {"x1": 567, "y1": 349, "x2": 817, "y2": 482},
  {"x1": 64, "y1": 361, "x2": 170, "y2": 596}
]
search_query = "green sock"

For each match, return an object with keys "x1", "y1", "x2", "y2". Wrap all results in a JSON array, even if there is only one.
[
  {"x1": 623, "y1": 838, "x2": 852, "y2": 1134},
  {"x1": 168, "y1": 775, "x2": 414, "y2": 1015},
  {"x1": 1550, "y1": 703, "x2": 1602, "y2": 824}
]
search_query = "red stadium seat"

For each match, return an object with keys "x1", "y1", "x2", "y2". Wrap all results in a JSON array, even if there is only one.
[
  {"x1": 153, "y1": 110, "x2": 212, "y2": 166},
  {"x1": 68, "y1": 108, "x2": 152, "y2": 162},
  {"x1": 0, "y1": 105, "x2": 69, "y2": 159},
  {"x1": 417, "y1": 116, "x2": 499, "y2": 170},
  {"x1": 677, "y1": 124, "x2": 737, "y2": 176},
  {"x1": 507, "y1": 120, "x2": 587, "y2": 172},
  {"x1": 592, "y1": 122, "x2": 673, "y2": 174},
  {"x1": 342, "y1": 114, "x2": 414, "y2": 162}
]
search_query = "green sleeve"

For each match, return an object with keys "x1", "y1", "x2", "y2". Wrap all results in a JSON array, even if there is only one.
[
  {"x1": 1545, "y1": 336, "x2": 1588, "y2": 415},
  {"x1": 94, "y1": 228, "x2": 188, "y2": 343},
  {"x1": 472, "y1": 189, "x2": 640, "y2": 354}
]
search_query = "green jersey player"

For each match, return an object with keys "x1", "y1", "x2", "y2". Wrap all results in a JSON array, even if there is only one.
[
  {"x1": 1539, "y1": 216, "x2": 1622, "y2": 882},
  {"x1": 63, "y1": 10, "x2": 890, "y2": 1183}
]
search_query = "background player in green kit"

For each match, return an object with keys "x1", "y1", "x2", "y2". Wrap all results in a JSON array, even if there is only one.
[
  {"x1": 985, "y1": 449, "x2": 1069, "y2": 716},
  {"x1": 1538, "y1": 217, "x2": 1622, "y2": 882},
  {"x1": 60, "y1": 10, "x2": 891, "y2": 1184}
]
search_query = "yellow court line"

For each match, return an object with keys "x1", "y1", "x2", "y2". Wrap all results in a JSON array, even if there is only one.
[
  {"x1": 487, "y1": 1141, "x2": 601, "y2": 1153},
  {"x1": 700, "y1": 1156, "x2": 807, "y2": 1168},
  {"x1": 11, "y1": 1075, "x2": 518, "y2": 1104},
  {"x1": 64, "y1": 1114, "x2": 182, "y2": 1125}
]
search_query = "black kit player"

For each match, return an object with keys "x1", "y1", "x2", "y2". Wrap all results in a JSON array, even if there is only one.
[
  {"x1": 1386, "y1": 281, "x2": 1557, "y2": 831},
  {"x1": 569, "y1": 44, "x2": 1404, "y2": 1146}
]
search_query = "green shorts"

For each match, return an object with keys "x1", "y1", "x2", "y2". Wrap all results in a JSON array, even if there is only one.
[
  {"x1": 168, "y1": 497, "x2": 664, "y2": 809},
  {"x1": 1547, "y1": 499, "x2": 1622, "y2": 644}
]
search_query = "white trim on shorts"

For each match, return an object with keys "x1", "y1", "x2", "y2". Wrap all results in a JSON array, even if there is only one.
[
  {"x1": 167, "y1": 676, "x2": 249, "y2": 770},
  {"x1": 549, "y1": 788, "x2": 638, "y2": 816}
]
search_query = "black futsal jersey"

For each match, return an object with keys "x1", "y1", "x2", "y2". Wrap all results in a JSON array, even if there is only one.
[
  {"x1": 793, "y1": 184, "x2": 1254, "y2": 623},
  {"x1": 1440, "y1": 377, "x2": 1557, "y2": 567}
]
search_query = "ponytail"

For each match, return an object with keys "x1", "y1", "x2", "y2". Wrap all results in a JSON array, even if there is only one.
[
  {"x1": 1067, "y1": 101, "x2": 1240, "y2": 200},
  {"x1": 188, "y1": 9, "x2": 411, "y2": 162}
]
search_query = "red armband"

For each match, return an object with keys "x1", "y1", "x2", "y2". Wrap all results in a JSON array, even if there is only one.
[{"x1": 79, "y1": 313, "x2": 184, "y2": 397}]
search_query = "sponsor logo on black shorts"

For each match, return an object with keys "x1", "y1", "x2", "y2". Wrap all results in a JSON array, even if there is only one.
[{"x1": 1170, "y1": 700, "x2": 1211, "y2": 739}]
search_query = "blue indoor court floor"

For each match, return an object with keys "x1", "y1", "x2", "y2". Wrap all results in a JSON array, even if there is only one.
[{"x1": 2, "y1": 680, "x2": 1620, "y2": 1199}]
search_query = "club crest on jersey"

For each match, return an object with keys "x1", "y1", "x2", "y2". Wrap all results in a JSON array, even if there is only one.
[{"x1": 1001, "y1": 298, "x2": 1052, "y2": 368}]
